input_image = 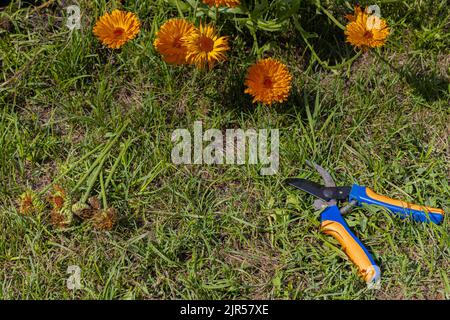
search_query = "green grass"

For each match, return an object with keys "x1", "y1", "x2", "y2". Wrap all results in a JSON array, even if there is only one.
[{"x1": 0, "y1": 0, "x2": 449, "y2": 299}]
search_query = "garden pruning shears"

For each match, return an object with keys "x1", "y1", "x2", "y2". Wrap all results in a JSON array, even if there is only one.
[{"x1": 286, "y1": 162, "x2": 445, "y2": 284}]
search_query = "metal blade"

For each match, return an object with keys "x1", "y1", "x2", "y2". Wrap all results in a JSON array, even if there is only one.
[
  {"x1": 285, "y1": 178, "x2": 351, "y2": 201},
  {"x1": 286, "y1": 178, "x2": 327, "y2": 199},
  {"x1": 305, "y1": 161, "x2": 336, "y2": 187}
]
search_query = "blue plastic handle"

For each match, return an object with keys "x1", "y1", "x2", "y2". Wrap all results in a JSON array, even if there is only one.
[{"x1": 349, "y1": 184, "x2": 444, "y2": 224}]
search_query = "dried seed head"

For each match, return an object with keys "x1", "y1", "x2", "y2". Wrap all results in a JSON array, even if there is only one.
[
  {"x1": 18, "y1": 190, "x2": 44, "y2": 215},
  {"x1": 49, "y1": 185, "x2": 73, "y2": 229},
  {"x1": 88, "y1": 197, "x2": 101, "y2": 210},
  {"x1": 72, "y1": 201, "x2": 94, "y2": 220},
  {"x1": 91, "y1": 207, "x2": 117, "y2": 231},
  {"x1": 51, "y1": 207, "x2": 73, "y2": 229}
]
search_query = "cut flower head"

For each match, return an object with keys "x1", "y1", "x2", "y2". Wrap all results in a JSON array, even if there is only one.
[
  {"x1": 93, "y1": 10, "x2": 141, "y2": 49},
  {"x1": 154, "y1": 19, "x2": 196, "y2": 65},
  {"x1": 244, "y1": 58, "x2": 293, "y2": 106},
  {"x1": 183, "y1": 23, "x2": 229, "y2": 69},
  {"x1": 345, "y1": 5, "x2": 389, "y2": 50}
]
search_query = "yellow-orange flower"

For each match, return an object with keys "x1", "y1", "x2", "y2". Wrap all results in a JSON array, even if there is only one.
[
  {"x1": 183, "y1": 23, "x2": 229, "y2": 69},
  {"x1": 345, "y1": 5, "x2": 389, "y2": 49},
  {"x1": 93, "y1": 10, "x2": 140, "y2": 49},
  {"x1": 153, "y1": 19, "x2": 196, "y2": 65},
  {"x1": 244, "y1": 58, "x2": 292, "y2": 105},
  {"x1": 202, "y1": 0, "x2": 240, "y2": 8}
]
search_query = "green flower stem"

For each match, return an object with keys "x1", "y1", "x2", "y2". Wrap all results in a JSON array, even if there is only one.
[
  {"x1": 100, "y1": 170, "x2": 107, "y2": 209},
  {"x1": 252, "y1": 30, "x2": 260, "y2": 58},
  {"x1": 192, "y1": 0, "x2": 199, "y2": 20},
  {"x1": 175, "y1": 0, "x2": 185, "y2": 18},
  {"x1": 315, "y1": 1, "x2": 346, "y2": 31},
  {"x1": 80, "y1": 149, "x2": 109, "y2": 204},
  {"x1": 293, "y1": 16, "x2": 361, "y2": 70},
  {"x1": 75, "y1": 120, "x2": 129, "y2": 202},
  {"x1": 247, "y1": 22, "x2": 260, "y2": 58},
  {"x1": 39, "y1": 144, "x2": 103, "y2": 196},
  {"x1": 72, "y1": 137, "x2": 115, "y2": 193},
  {"x1": 104, "y1": 137, "x2": 133, "y2": 190},
  {"x1": 215, "y1": 6, "x2": 219, "y2": 22}
]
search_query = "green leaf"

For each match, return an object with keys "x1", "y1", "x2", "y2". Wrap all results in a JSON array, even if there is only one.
[{"x1": 164, "y1": 0, "x2": 190, "y2": 12}]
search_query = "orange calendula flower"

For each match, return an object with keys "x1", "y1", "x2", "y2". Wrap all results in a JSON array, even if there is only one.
[
  {"x1": 345, "y1": 4, "x2": 363, "y2": 22},
  {"x1": 244, "y1": 58, "x2": 292, "y2": 105},
  {"x1": 183, "y1": 23, "x2": 229, "y2": 69},
  {"x1": 153, "y1": 19, "x2": 196, "y2": 65},
  {"x1": 345, "y1": 5, "x2": 389, "y2": 50},
  {"x1": 202, "y1": 0, "x2": 240, "y2": 8},
  {"x1": 93, "y1": 10, "x2": 140, "y2": 49}
]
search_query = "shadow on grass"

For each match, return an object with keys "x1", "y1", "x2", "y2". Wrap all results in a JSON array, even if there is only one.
[
  {"x1": 403, "y1": 72, "x2": 448, "y2": 102},
  {"x1": 375, "y1": 52, "x2": 449, "y2": 102},
  {"x1": 218, "y1": 67, "x2": 254, "y2": 113}
]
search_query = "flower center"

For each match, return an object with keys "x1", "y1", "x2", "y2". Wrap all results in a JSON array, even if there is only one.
[
  {"x1": 363, "y1": 30, "x2": 373, "y2": 39},
  {"x1": 113, "y1": 27, "x2": 125, "y2": 38},
  {"x1": 173, "y1": 37, "x2": 182, "y2": 49},
  {"x1": 263, "y1": 77, "x2": 273, "y2": 89},
  {"x1": 198, "y1": 36, "x2": 214, "y2": 52}
]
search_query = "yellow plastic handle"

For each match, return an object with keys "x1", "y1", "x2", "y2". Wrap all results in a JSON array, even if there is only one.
[{"x1": 321, "y1": 220, "x2": 379, "y2": 283}]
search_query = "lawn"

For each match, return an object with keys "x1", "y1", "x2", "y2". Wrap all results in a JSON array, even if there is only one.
[{"x1": 0, "y1": 0, "x2": 449, "y2": 299}]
